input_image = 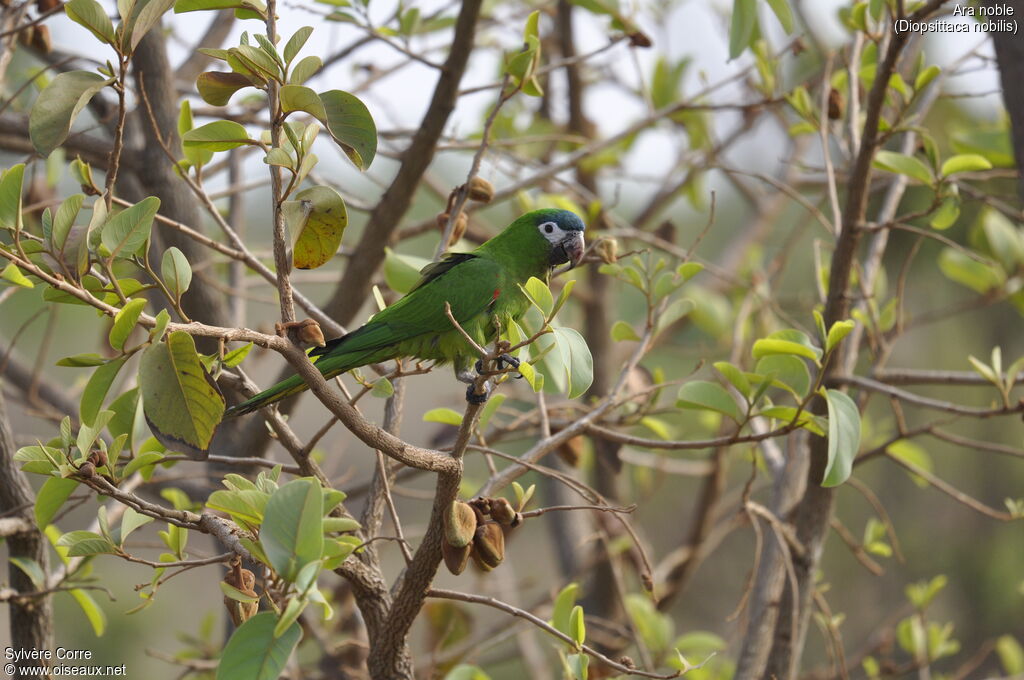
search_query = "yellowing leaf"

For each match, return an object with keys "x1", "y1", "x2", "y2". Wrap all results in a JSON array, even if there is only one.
[
  {"x1": 285, "y1": 185, "x2": 348, "y2": 270},
  {"x1": 139, "y1": 331, "x2": 225, "y2": 459}
]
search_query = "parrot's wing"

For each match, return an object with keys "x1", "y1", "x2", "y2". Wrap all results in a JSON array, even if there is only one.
[{"x1": 311, "y1": 253, "x2": 500, "y2": 358}]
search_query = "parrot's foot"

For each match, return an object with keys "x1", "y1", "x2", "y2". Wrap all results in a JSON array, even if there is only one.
[
  {"x1": 465, "y1": 383, "x2": 491, "y2": 404},
  {"x1": 474, "y1": 354, "x2": 521, "y2": 373}
]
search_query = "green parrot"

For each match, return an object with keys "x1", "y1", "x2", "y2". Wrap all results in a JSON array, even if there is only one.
[{"x1": 224, "y1": 209, "x2": 586, "y2": 416}]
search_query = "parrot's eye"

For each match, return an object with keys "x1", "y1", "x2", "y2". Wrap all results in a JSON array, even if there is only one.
[{"x1": 542, "y1": 223, "x2": 554, "y2": 234}]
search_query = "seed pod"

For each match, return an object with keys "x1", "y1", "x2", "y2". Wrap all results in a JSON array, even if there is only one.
[
  {"x1": 442, "y1": 540, "x2": 472, "y2": 575},
  {"x1": 472, "y1": 521, "x2": 505, "y2": 569},
  {"x1": 489, "y1": 497, "x2": 517, "y2": 527},
  {"x1": 223, "y1": 566, "x2": 258, "y2": 626},
  {"x1": 88, "y1": 449, "x2": 108, "y2": 468},
  {"x1": 295, "y1": 319, "x2": 326, "y2": 348},
  {"x1": 827, "y1": 88, "x2": 844, "y2": 120},
  {"x1": 444, "y1": 500, "x2": 478, "y2": 549},
  {"x1": 78, "y1": 462, "x2": 96, "y2": 478},
  {"x1": 30, "y1": 24, "x2": 51, "y2": 53},
  {"x1": 557, "y1": 435, "x2": 584, "y2": 467},
  {"x1": 595, "y1": 238, "x2": 618, "y2": 264},
  {"x1": 435, "y1": 211, "x2": 469, "y2": 247},
  {"x1": 466, "y1": 177, "x2": 495, "y2": 203},
  {"x1": 628, "y1": 31, "x2": 652, "y2": 48}
]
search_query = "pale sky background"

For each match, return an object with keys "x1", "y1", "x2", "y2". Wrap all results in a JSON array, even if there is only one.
[{"x1": 35, "y1": 0, "x2": 1005, "y2": 209}]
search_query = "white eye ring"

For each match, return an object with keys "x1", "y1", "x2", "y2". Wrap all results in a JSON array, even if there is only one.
[{"x1": 539, "y1": 222, "x2": 556, "y2": 234}]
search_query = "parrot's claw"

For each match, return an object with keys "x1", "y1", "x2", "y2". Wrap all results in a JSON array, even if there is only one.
[
  {"x1": 466, "y1": 383, "x2": 491, "y2": 404},
  {"x1": 498, "y1": 353, "x2": 520, "y2": 370},
  {"x1": 474, "y1": 354, "x2": 521, "y2": 373}
]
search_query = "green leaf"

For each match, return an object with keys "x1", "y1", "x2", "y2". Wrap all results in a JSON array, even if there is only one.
[
  {"x1": 752, "y1": 338, "x2": 820, "y2": 362},
  {"x1": 929, "y1": 196, "x2": 959, "y2": 230},
  {"x1": 568, "y1": 605, "x2": 586, "y2": 648},
  {"x1": 207, "y1": 489, "x2": 267, "y2": 528},
  {"x1": 0, "y1": 164, "x2": 25, "y2": 231},
  {"x1": 423, "y1": 407, "x2": 463, "y2": 426},
  {"x1": 755, "y1": 354, "x2": 810, "y2": 398},
  {"x1": 284, "y1": 26, "x2": 313, "y2": 64},
  {"x1": 121, "y1": 451, "x2": 164, "y2": 478},
  {"x1": 873, "y1": 150, "x2": 934, "y2": 185},
  {"x1": 81, "y1": 357, "x2": 126, "y2": 426},
  {"x1": 58, "y1": 530, "x2": 117, "y2": 556},
  {"x1": 124, "y1": 0, "x2": 177, "y2": 51},
  {"x1": 35, "y1": 477, "x2": 79, "y2": 528},
  {"x1": 937, "y1": 248, "x2": 1004, "y2": 294},
  {"x1": 729, "y1": 0, "x2": 758, "y2": 59},
  {"x1": 175, "y1": 0, "x2": 266, "y2": 16},
  {"x1": 182, "y1": 120, "x2": 254, "y2": 152},
  {"x1": 51, "y1": 193, "x2": 84, "y2": 255},
  {"x1": 30, "y1": 71, "x2": 113, "y2": 157},
  {"x1": 318, "y1": 89, "x2": 377, "y2": 170},
  {"x1": 370, "y1": 377, "x2": 393, "y2": 398},
  {"x1": 713, "y1": 361, "x2": 751, "y2": 398},
  {"x1": 161, "y1": 246, "x2": 192, "y2": 298},
  {"x1": 69, "y1": 587, "x2": 107, "y2": 636},
  {"x1": 260, "y1": 479, "x2": 324, "y2": 582},
  {"x1": 443, "y1": 666, "x2": 492, "y2": 680},
  {"x1": 383, "y1": 248, "x2": 430, "y2": 294},
  {"x1": 14, "y1": 445, "x2": 61, "y2": 475},
  {"x1": 57, "y1": 353, "x2": 108, "y2": 367},
  {"x1": 290, "y1": 55, "x2": 321, "y2": 85},
  {"x1": 110, "y1": 298, "x2": 147, "y2": 351},
  {"x1": 477, "y1": 393, "x2": 506, "y2": 430},
  {"x1": 10, "y1": 557, "x2": 46, "y2": 590},
  {"x1": 821, "y1": 389, "x2": 861, "y2": 487},
  {"x1": 197, "y1": 71, "x2": 254, "y2": 106},
  {"x1": 914, "y1": 64, "x2": 941, "y2": 91},
  {"x1": 150, "y1": 308, "x2": 171, "y2": 342},
  {"x1": 825, "y1": 319, "x2": 855, "y2": 354},
  {"x1": 139, "y1": 331, "x2": 225, "y2": 459},
  {"x1": 1, "y1": 263, "x2": 33, "y2": 288},
  {"x1": 101, "y1": 196, "x2": 160, "y2": 259},
  {"x1": 523, "y1": 276, "x2": 554, "y2": 316},
  {"x1": 940, "y1": 153, "x2": 992, "y2": 177},
  {"x1": 65, "y1": 0, "x2": 116, "y2": 45},
  {"x1": 764, "y1": 0, "x2": 794, "y2": 32},
  {"x1": 120, "y1": 507, "x2": 154, "y2": 543},
  {"x1": 322, "y1": 517, "x2": 360, "y2": 533},
  {"x1": 887, "y1": 439, "x2": 932, "y2": 488},
  {"x1": 757, "y1": 406, "x2": 826, "y2": 436},
  {"x1": 610, "y1": 320, "x2": 639, "y2": 341},
  {"x1": 549, "y1": 583, "x2": 579, "y2": 639},
  {"x1": 551, "y1": 326, "x2": 594, "y2": 399},
  {"x1": 274, "y1": 597, "x2": 308, "y2": 638},
  {"x1": 76, "y1": 410, "x2": 113, "y2": 461},
  {"x1": 996, "y1": 635, "x2": 1024, "y2": 675},
  {"x1": 223, "y1": 343, "x2": 254, "y2": 368},
  {"x1": 980, "y1": 209, "x2": 1024, "y2": 271},
  {"x1": 216, "y1": 612, "x2": 301, "y2": 680},
  {"x1": 284, "y1": 185, "x2": 348, "y2": 270},
  {"x1": 677, "y1": 380, "x2": 743, "y2": 422}
]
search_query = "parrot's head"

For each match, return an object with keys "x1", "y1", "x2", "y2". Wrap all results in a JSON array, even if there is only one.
[{"x1": 526, "y1": 209, "x2": 587, "y2": 269}]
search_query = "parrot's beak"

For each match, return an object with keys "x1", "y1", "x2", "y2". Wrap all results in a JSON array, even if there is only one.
[{"x1": 551, "y1": 231, "x2": 586, "y2": 268}]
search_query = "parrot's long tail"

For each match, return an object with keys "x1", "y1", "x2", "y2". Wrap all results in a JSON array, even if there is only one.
[{"x1": 223, "y1": 374, "x2": 310, "y2": 417}]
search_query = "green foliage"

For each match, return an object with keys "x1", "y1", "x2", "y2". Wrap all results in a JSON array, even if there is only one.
[
  {"x1": 160, "y1": 247, "x2": 192, "y2": 300},
  {"x1": 139, "y1": 331, "x2": 225, "y2": 458},
  {"x1": 261, "y1": 479, "x2": 324, "y2": 581},
  {"x1": 216, "y1": 613, "x2": 301, "y2": 680},
  {"x1": 101, "y1": 196, "x2": 160, "y2": 259},
  {"x1": 30, "y1": 72, "x2": 113, "y2": 157},
  {"x1": 821, "y1": 389, "x2": 861, "y2": 487}
]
